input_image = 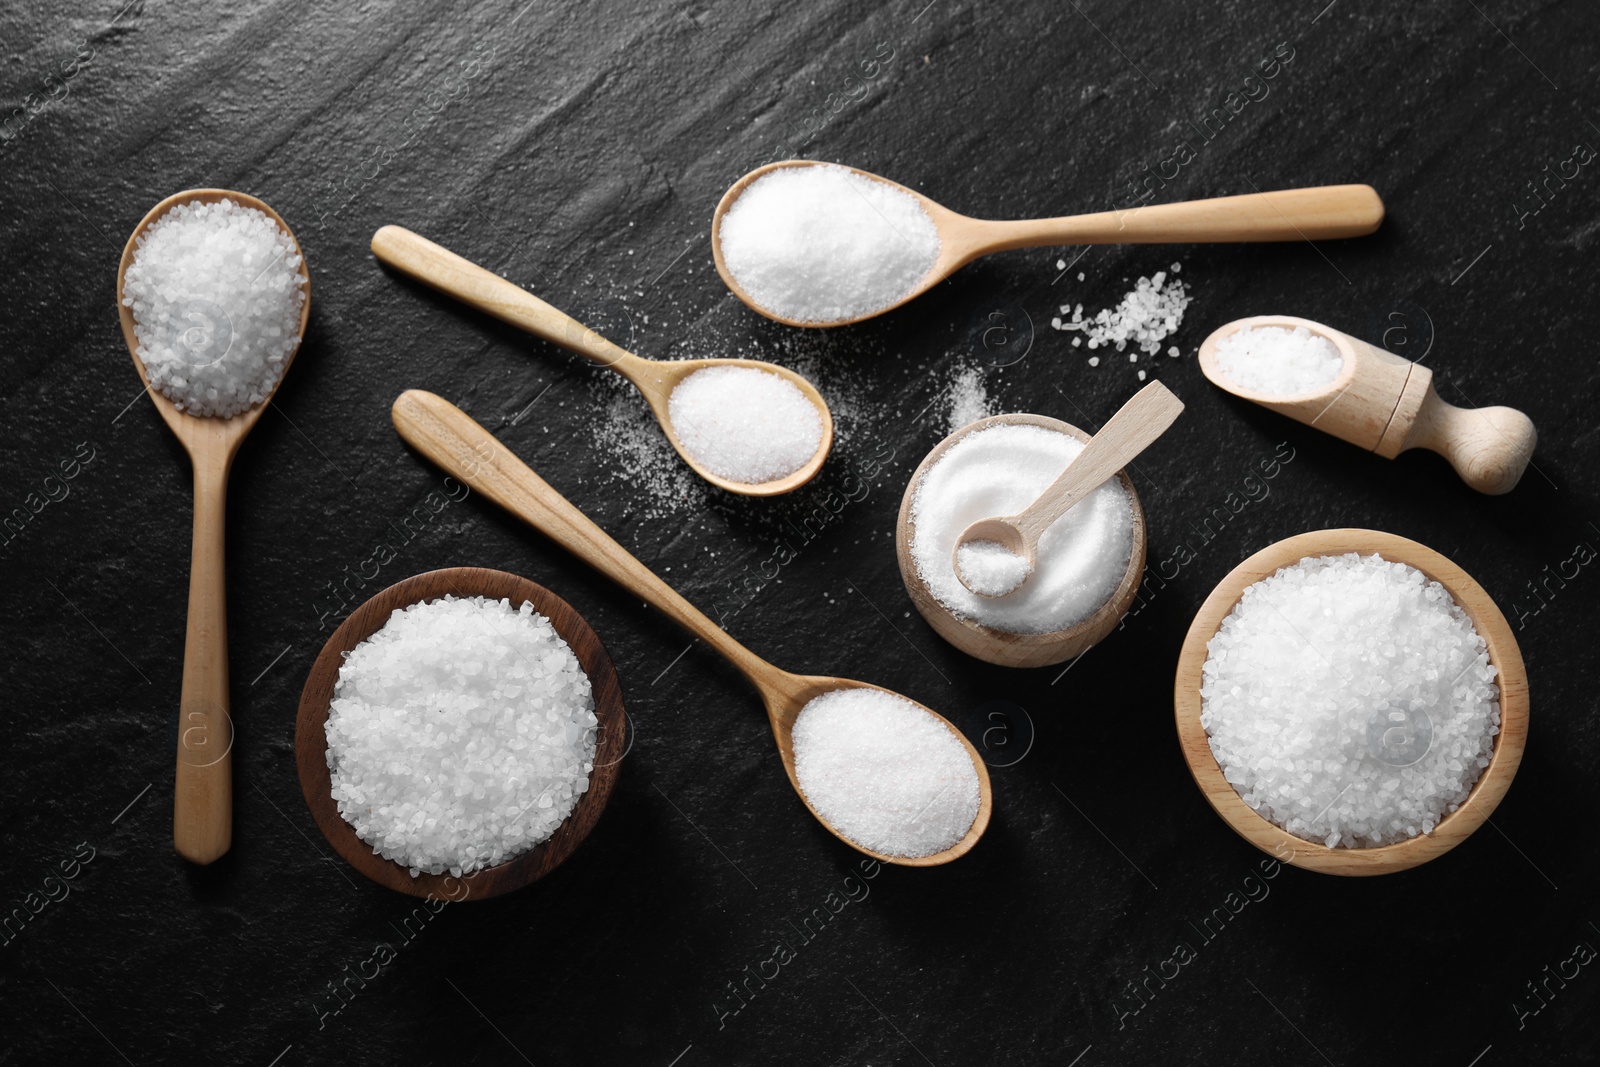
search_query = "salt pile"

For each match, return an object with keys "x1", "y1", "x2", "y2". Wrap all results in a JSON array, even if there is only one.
[
  {"x1": 325, "y1": 596, "x2": 597, "y2": 876},
  {"x1": 122, "y1": 198, "x2": 305, "y2": 417},
  {"x1": 955, "y1": 540, "x2": 1030, "y2": 597},
  {"x1": 1051, "y1": 269, "x2": 1188, "y2": 359},
  {"x1": 718, "y1": 164, "x2": 940, "y2": 324},
  {"x1": 1201, "y1": 553, "x2": 1499, "y2": 848},
  {"x1": 1215, "y1": 325, "x2": 1343, "y2": 396},
  {"x1": 791, "y1": 688, "x2": 980, "y2": 858},
  {"x1": 911, "y1": 424, "x2": 1133, "y2": 633},
  {"x1": 667, "y1": 365, "x2": 823, "y2": 485}
]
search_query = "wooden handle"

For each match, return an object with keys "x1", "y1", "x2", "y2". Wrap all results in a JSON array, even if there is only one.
[
  {"x1": 1017, "y1": 381, "x2": 1184, "y2": 544},
  {"x1": 390, "y1": 389, "x2": 777, "y2": 681},
  {"x1": 174, "y1": 455, "x2": 233, "y2": 865},
  {"x1": 370, "y1": 225, "x2": 637, "y2": 372},
  {"x1": 1403, "y1": 393, "x2": 1537, "y2": 495},
  {"x1": 979, "y1": 185, "x2": 1384, "y2": 251}
]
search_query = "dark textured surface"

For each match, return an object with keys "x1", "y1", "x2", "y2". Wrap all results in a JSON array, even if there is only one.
[{"x1": 3, "y1": 1, "x2": 1598, "y2": 1064}]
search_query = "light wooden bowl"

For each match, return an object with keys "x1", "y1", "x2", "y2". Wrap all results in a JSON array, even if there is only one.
[
  {"x1": 1174, "y1": 529, "x2": 1529, "y2": 876},
  {"x1": 295, "y1": 567, "x2": 627, "y2": 899},
  {"x1": 895, "y1": 414, "x2": 1147, "y2": 668}
]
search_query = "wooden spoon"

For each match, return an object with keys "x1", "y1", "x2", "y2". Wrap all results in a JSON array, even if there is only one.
[
  {"x1": 711, "y1": 161, "x2": 1385, "y2": 326},
  {"x1": 390, "y1": 388, "x2": 992, "y2": 866},
  {"x1": 1197, "y1": 315, "x2": 1537, "y2": 494},
  {"x1": 952, "y1": 381, "x2": 1184, "y2": 597},
  {"x1": 371, "y1": 225, "x2": 833, "y2": 497},
  {"x1": 116, "y1": 189, "x2": 312, "y2": 865}
]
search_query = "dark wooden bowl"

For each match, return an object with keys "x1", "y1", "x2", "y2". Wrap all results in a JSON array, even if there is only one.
[{"x1": 294, "y1": 567, "x2": 627, "y2": 900}]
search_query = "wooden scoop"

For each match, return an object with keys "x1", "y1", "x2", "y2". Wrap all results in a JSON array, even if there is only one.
[
  {"x1": 116, "y1": 189, "x2": 312, "y2": 864},
  {"x1": 390, "y1": 389, "x2": 991, "y2": 866},
  {"x1": 712, "y1": 161, "x2": 1384, "y2": 326},
  {"x1": 372, "y1": 226, "x2": 832, "y2": 496},
  {"x1": 1198, "y1": 315, "x2": 1537, "y2": 494},
  {"x1": 952, "y1": 381, "x2": 1184, "y2": 596}
]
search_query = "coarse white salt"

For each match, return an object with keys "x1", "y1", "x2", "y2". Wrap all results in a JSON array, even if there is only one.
[
  {"x1": 1200, "y1": 553, "x2": 1499, "y2": 849},
  {"x1": 1052, "y1": 269, "x2": 1188, "y2": 358},
  {"x1": 955, "y1": 539, "x2": 1030, "y2": 597},
  {"x1": 325, "y1": 595, "x2": 598, "y2": 876},
  {"x1": 667, "y1": 365, "x2": 823, "y2": 485},
  {"x1": 911, "y1": 424, "x2": 1133, "y2": 634},
  {"x1": 122, "y1": 198, "x2": 305, "y2": 418},
  {"x1": 1214, "y1": 325, "x2": 1343, "y2": 397},
  {"x1": 718, "y1": 164, "x2": 940, "y2": 324},
  {"x1": 791, "y1": 687, "x2": 980, "y2": 858}
]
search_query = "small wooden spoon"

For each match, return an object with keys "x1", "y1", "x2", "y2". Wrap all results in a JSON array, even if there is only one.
[
  {"x1": 952, "y1": 381, "x2": 1184, "y2": 597},
  {"x1": 371, "y1": 226, "x2": 833, "y2": 497},
  {"x1": 390, "y1": 388, "x2": 992, "y2": 866},
  {"x1": 1197, "y1": 315, "x2": 1537, "y2": 494},
  {"x1": 116, "y1": 189, "x2": 312, "y2": 865},
  {"x1": 711, "y1": 161, "x2": 1385, "y2": 326}
]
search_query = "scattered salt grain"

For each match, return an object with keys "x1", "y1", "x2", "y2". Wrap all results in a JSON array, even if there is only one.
[
  {"x1": 1052, "y1": 269, "x2": 1189, "y2": 360},
  {"x1": 1214, "y1": 325, "x2": 1343, "y2": 397},
  {"x1": 325, "y1": 596, "x2": 598, "y2": 876},
  {"x1": 121, "y1": 198, "x2": 305, "y2": 417},
  {"x1": 667, "y1": 365, "x2": 823, "y2": 485},
  {"x1": 792, "y1": 687, "x2": 980, "y2": 858},
  {"x1": 911, "y1": 424, "x2": 1133, "y2": 634},
  {"x1": 718, "y1": 164, "x2": 940, "y2": 324},
  {"x1": 955, "y1": 540, "x2": 1030, "y2": 597},
  {"x1": 1200, "y1": 553, "x2": 1499, "y2": 848},
  {"x1": 945, "y1": 362, "x2": 998, "y2": 433}
]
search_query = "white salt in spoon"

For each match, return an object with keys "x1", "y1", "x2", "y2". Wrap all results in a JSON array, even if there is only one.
[
  {"x1": 1198, "y1": 315, "x2": 1537, "y2": 494},
  {"x1": 391, "y1": 389, "x2": 992, "y2": 866},
  {"x1": 952, "y1": 381, "x2": 1184, "y2": 597},
  {"x1": 372, "y1": 226, "x2": 833, "y2": 496},
  {"x1": 117, "y1": 189, "x2": 313, "y2": 865},
  {"x1": 712, "y1": 161, "x2": 1384, "y2": 327}
]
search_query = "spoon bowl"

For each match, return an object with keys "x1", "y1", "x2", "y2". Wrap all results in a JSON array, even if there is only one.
[
  {"x1": 117, "y1": 188, "x2": 310, "y2": 865},
  {"x1": 390, "y1": 388, "x2": 991, "y2": 865},
  {"x1": 712, "y1": 161, "x2": 1385, "y2": 327},
  {"x1": 372, "y1": 225, "x2": 833, "y2": 496}
]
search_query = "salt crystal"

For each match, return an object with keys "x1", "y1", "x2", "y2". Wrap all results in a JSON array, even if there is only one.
[
  {"x1": 1214, "y1": 325, "x2": 1343, "y2": 397},
  {"x1": 792, "y1": 688, "x2": 980, "y2": 858},
  {"x1": 718, "y1": 164, "x2": 940, "y2": 324},
  {"x1": 667, "y1": 365, "x2": 822, "y2": 485},
  {"x1": 911, "y1": 424, "x2": 1133, "y2": 634}
]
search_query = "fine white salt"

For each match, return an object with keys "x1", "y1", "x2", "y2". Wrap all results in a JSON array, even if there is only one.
[
  {"x1": 1201, "y1": 553, "x2": 1499, "y2": 849},
  {"x1": 955, "y1": 540, "x2": 1030, "y2": 597},
  {"x1": 945, "y1": 362, "x2": 998, "y2": 433},
  {"x1": 718, "y1": 164, "x2": 940, "y2": 324},
  {"x1": 791, "y1": 687, "x2": 980, "y2": 858},
  {"x1": 325, "y1": 595, "x2": 597, "y2": 876},
  {"x1": 122, "y1": 198, "x2": 305, "y2": 418},
  {"x1": 1214, "y1": 325, "x2": 1344, "y2": 397},
  {"x1": 1051, "y1": 269, "x2": 1188, "y2": 358},
  {"x1": 911, "y1": 424, "x2": 1133, "y2": 634},
  {"x1": 667, "y1": 365, "x2": 823, "y2": 485}
]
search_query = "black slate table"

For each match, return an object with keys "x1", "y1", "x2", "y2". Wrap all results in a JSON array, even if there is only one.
[{"x1": 4, "y1": 1, "x2": 1598, "y2": 1063}]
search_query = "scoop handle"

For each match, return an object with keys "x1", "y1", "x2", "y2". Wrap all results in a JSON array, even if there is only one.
[
  {"x1": 174, "y1": 453, "x2": 233, "y2": 864},
  {"x1": 1403, "y1": 393, "x2": 1538, "y2": 495},
  {"x1": 390, "y1": 389, "x2": 779, "y2": 684},
  {"x1": 370, "y1": 225, "x2": 636, "y2": 372},
  {"x1": 978, "y1": 185, "x2": 1384, "y2": 251},
  {"x1": 1016, "y1": 381, "x2": 1185, "y2": 544}
]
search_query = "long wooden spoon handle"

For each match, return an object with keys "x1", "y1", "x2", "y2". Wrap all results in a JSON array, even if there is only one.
[
  {"x1": 174, "y1": 457, "x2": 233, "y2": 865},
  {"x1": 982, "y1": 185, "x2": 1384, "y2": 250},
  {"x1": 1017, "y1": 381, "x2": 1185, "y2": 543},
  {"x1": 371, "y1": 225, "x2": 637, "y2": 371},
  {"x1": 390, "y1": 389, "x2": 776, "y2": 680}
]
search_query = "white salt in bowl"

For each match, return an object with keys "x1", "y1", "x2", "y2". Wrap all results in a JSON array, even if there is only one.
[
  {"x1": 295, "y1": 567, "x2": 628, "y2": 899},
  {"x1": 1173, "y1": 529, "x2": 1529, "y2": 876},
  {"x1": 895, "y1": 413, "x2": 1147, "y2": 668}
]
